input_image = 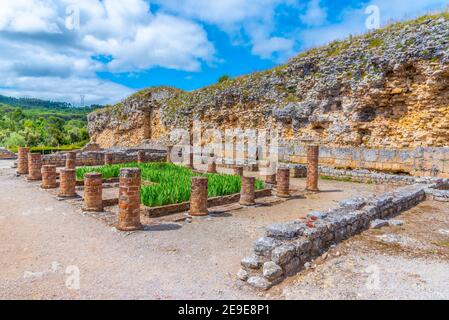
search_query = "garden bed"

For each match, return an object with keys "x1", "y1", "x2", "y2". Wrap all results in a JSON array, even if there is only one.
[
  {"x1": 141, "y1": 188, "x2": 273, "y2": 218},
  {"x1": 76, "y1": 162, "x2": 265, "y2": 207}
]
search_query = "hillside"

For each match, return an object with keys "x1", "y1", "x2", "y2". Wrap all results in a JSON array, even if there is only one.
[
  {"x1": 88, "y1": 13, "x2": 449, "y2": 149},
  {"x1": 0, "y1": 99, "x2": 96, "y2": 149}
]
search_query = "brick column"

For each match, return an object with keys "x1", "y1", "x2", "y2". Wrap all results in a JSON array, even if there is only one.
[
  {"x1": 104, "y1": 153, "x2": 113, "y2": 165},
  {"x1": 17, "y1": 147, "x2": 30, "y2": 175},
  {"x1": 41, "y1": 165, "x2": 57, "y2": 189},
  {"x1": 27, "y1": 153, "x2": 42, "y2": 181},
  {"x1": 291, "y1": 166, "x2": 306, "y2": 178},
  {"x1": 190, "y1": 177, "x2": 208, "y2": 216},
  {"x1": 83, "y1": 173, "x2": 103, "y2": 212},
  {"x1": 276, "y1": 168, "x2": 290, "y2": 198},
  {"x1": 117, "y1": 168, "x2": 143, "y2": 231},
  {"x1": 306, "y1": 145, "x2": 319, "y2": 191},
  {"x1": 207, "y1": 160, "x2": 217, "y2": 174},
  {"x1": 240, "y1": 176, "x2": 256, "y2": 206},
  {"x1": 233, "y1": 166, "x2": 244, "y2": 177},
  {"x1": 66, "y1": 151, "x2": 76, "y2": 169},
  {"x1": 166, "y1": 146, "x2": 173, "y2": 163},
  {"x1": 264, "y1": 174, "x2": 276, "y2": 185},
  {"x1": 137, "y1": 150, "x2": 145, "y2": 164},
  {"x1": 59, "y1": 168, "x2": 77, "y2": 197}
]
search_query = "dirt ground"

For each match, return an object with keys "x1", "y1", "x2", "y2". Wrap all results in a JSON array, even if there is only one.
[{"x1": 1, "y1": 159, "x2": 448, "y2": 300}]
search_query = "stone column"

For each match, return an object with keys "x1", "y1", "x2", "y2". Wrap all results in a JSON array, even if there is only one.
[
  {"x1": 41, "y1": 165, "x2": 57, "y2": 189},
  {"x1": 190, "y1": 177, "x2": 208, "y2": 216},
  {"x1": 83, "y1": 173, "x2": 103, "y2": 212},
  {"x1": 117, "y1": 168, "x2": 143, "y2": 231},
  {"x1": 166, "y1": 146, "x2": 173, "y2": 163},
  {"x1": 59, "y1": 168, "x2": 77, "y2": 197},
  {"x1": 207, "y1": 159, "x2": 217, "y2": 174},
  {"x1": 104, "y1": 153, "x2": 113, "y2": 165},
  {"x1": 27, "y1": 153, "x2": 42, "y2": 181},
  {"x1": 276, "y1": 168, "x2": 290, "y2": 198},
  {"x1": 240, "y1": 176, "x2": 256, "y2": 206},
  {"x1": 264, "y1": 174, "x2": 277, "y2": 185},
  {"x1": 186, "y1": 125, "x2": 194, "y2": 169},
  {"x1": 233, "y1": 166, "x2": 244, "y2": 177},
  {"x1": 137, "y1": 150, "x2": 145, "y2": 164},
  {"x1": 66, "y1": 151, "x2": 76, "y2": 169},
  {"x1": 306, "y1": 145, "x2": 319, "y2": 191},
  {"x1": 17, "y1": 147, "x2": 30, "y2": 175},
  {"x1": 291, "y1": 166, "x2": 306, "y2": 178}
]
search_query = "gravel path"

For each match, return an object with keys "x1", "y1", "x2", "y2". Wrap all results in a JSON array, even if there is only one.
[{"x1": 1, "y1": 159, "x2": 447, "y2": 300}]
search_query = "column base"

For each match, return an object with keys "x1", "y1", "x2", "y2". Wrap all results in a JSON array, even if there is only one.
[
  {"x1": 41, "y1": 185, "x2": 57, "y2": 189},
  {"x1": 116, "y1": 223, "x2": 144, "y2": 231},
  {"x1": 27, "y1": 177, "x2": 42, "y2": 182},
  {"x1": 189, "y1": 210, "x2": 209, "y2": 217},
  {"x1": 276, "y1": 193, "x2": 291, "y2": 198},
  {"x1": 82, "y1": 206, "x2": 104, "y2": 213}
]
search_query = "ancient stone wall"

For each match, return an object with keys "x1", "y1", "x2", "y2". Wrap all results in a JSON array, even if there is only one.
[
  {"x1": 239, "y1": 179, "x2": 448, "y2": 290},
  {"x1": 42, "y1": 149, "x2": 166, "y2": 167},
  {"x1": 0, "y1": 148, "x2": 17, "y2": 159},
  {"x1": 87, "y1": 15, "x2": 449, "y2": 150},
  {"x1": 285, "y1": 146, "x2": 449, "y2": 178}
]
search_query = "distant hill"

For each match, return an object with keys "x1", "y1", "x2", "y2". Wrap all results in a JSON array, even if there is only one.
[
  {"x1": 0, "y1": 94, "x2": 102, "y2": 111},
  {"x1": 0, "y1": 95, "x2": 102, "y2": 149},
  {"x1": 88, "y1": 12, "x2": 449, "y2": 149}
]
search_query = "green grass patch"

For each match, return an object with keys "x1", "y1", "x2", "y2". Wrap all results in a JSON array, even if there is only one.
[{"x1": 76, "y1": 162, "x2": 264, "y2": 207}]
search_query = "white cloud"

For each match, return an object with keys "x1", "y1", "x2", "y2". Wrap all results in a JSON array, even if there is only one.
[
  {"x1": 155, "y1": 0, "x2": 297, "y2": 60},
  {"x1": 300, "y1": 0, "x2": 327, "y2": 26},
  {"x1": 299, "y1": 0, "x2": 449, "y2": 49},
  {"x1": 0, "y1": 76, "x2": 133, "y2": 106},
  {"x1": 0, "y1": 0, "x2": 215, "y2": 104}
]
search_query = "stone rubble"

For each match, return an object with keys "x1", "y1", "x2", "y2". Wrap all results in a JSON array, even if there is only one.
[{"x1": 240, "y1": 179, "x2": 449, "y2": 290}]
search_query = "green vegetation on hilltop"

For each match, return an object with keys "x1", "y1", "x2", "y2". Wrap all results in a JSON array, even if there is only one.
[{"x1": 0, "y1": 97, "x2": 98, "y2": 150}]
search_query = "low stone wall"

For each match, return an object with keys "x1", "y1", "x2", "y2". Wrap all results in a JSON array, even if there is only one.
[
  {"x1": 142, "y1": 189, "x2": 273, "y2": 218},
  {"x1": 238, "y1": 180, "x2": 448, "y2": 290},
  {"x1": 287, "y1": 164, "x2": 439, "y2": 185},
  {"x1": 42, "y1": 149, "x2": 166, "y2": 167},
  {"x1": 284, "y1": 145, "x2": 449, "y2": 178},
  {"x1": 0, "y1": 148, "x2": 16, "y2": 159}
]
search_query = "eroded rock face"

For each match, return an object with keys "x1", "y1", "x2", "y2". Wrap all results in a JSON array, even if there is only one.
[{"x1": 88, "y1": 15, "x2": 449, "y2": 149}]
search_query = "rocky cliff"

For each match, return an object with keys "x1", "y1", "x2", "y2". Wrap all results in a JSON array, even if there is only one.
[{"x1": 88, "y1": 13, "x2": 449, "y2": 149}]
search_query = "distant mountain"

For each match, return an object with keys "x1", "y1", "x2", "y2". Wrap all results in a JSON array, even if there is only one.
[{"x1": 0, "y1": 94, "x2": 102, "y2": 111}]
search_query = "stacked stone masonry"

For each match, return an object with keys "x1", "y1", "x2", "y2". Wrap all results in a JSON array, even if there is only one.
[
  {"x1": 190, "y1": 177, "x2": 209, "y2": 216},
  {"x1": 285, "y1": 146, "x2": 449, "y2": 178},
  {"x1": 83, "y1": 173, "x2": 103, "y2": 212},
  {"x1": 59, "y1": 169, "x2": 77, "y2": 198},
  {"x1": 240, "y1": 176, "x2": 256, "y2": 206},
  {"x1": 41, "y1": 165, "x2": 57, "y2": 189},
  {"x1": 17, "y1": 147, "x2": 30, "y2": 175},
  {"x1": 42, "y1": 149, "x2": 166, "y2": 167},
  {"x1": 27, "y1": 153, "x2": 42, "y2": 181},
  {"x1": 240, "y1": 177, "x2": 449, "y2": 290},
  {"x1": 117, "y1": 168, "x2": 143, "y2": 231}
]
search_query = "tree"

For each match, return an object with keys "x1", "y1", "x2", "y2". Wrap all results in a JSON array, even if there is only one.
[{"x1": 2, "y1": 132, "x2": 26, "y2": 147}]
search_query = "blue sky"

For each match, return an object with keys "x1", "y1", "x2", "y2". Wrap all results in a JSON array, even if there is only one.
[{"x1": 0, "y1": 0, "x2": 448, "y2": 105}]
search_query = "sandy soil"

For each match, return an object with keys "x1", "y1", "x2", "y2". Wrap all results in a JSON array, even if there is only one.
[{"x1": 1, "y1": 159, "x2": 447, "y2": 300}]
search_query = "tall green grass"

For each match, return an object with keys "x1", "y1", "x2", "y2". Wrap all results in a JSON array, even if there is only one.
[{"x1": 76, "y1": 162, "x2": 264, "y2": 207}]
